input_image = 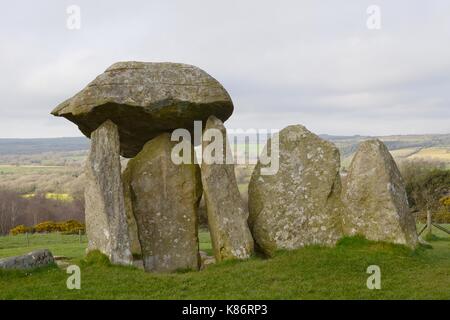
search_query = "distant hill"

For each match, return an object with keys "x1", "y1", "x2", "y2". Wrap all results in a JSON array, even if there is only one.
[
  {"x1": 0, "y1": 133, "x2": 449, "y2": 167},
  {"x1": 320, "y1": 133, "x2": 450, "y2": 157},
  {"x1": 0, "y1": 137, "x2": 89, "y2": 155},
  {"x1": 1, "y1": 134, "x2": 449, "y2": 155},
  {"x1": 321, "y1": 134, "x2": 450, "y2": 168},
  {"x1": 0, "y1": 133, "x2": 448, "y2": 195}
]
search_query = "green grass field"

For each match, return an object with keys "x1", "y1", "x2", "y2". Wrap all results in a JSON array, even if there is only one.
[
  {"x1": 0, "y1": 233, "x2": 88, "y2": 260},
  {"x1": 1, "y1": 226, "x2": 450, "y2": 299},
  {"x1": 0, "y1": 165, "x2": 68, "y2": 174},
  {"x1": 0, "y1": 231, "x2": 213, "y2": 260}
]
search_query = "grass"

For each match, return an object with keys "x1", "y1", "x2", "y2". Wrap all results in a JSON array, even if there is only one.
[
  {"x1": 198, "y1": 229, "x2": 213, "y2": 256},
  {"x1": 0, "y1": 233, "x2": 87, "y2": 260},
  {"x1": 389, "y1": 147, "x2": 422, "y2": 158},
  {"x1": 342, "y1": 147, "x2": 450, "y2": 170},
  {"x1": 0, "y1": 164, "x2": 83, "y2": 195},
  {"x1": 0, "y1": 165, "x2": 68, "y2": 174},
  {"x1": 0, "y1": 231, "x2": 213, "y2": 262},
  {"x1": 409, "y1": 147, "x2": 450, "y2": 162},
  {"x1": 417, "y1": 223, "x2": 450, "y2": 238},
  {"x1": 1, "y1": 228, "x2": 450, "y2": 299}
]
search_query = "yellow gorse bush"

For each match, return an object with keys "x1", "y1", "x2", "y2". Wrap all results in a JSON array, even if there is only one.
[
  {"x1": 440, "y1": 196, "x2": 450, "y2": 208},
  {"x1": 34, "y1": 221, "x2": 60, "y2": 233},
  {"x1": 57, "y1": 220, "x2": 85, "y2": 234},
  {"x1": 9, "y1": 225, "x2": 33, "y2": 236},
  {"x1": 9, "y1": 220, "x2": 85, "y2": 235}
]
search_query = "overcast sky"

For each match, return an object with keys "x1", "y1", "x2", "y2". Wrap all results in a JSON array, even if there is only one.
[{"x1": 0, "y1": 0, "x2": 449, "y2": 138}]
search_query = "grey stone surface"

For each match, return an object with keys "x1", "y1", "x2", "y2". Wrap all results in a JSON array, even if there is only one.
[
  {"x1": 342, "y1": 139, "x2": 418, "y2": 247},
  {"x1": 201, "y1": 116, "x2": 254, "y2": 261},
  {"x1": 123, "y1": 133, "x2": 202, "y2": 272},
  {"x1": 0, "y1": 250, "x2": 54, "y2": 270},
  {"x1": 123, "y1": 180, "x2": 142, "y2": 258},
  {"x1": 200, "y1": 251, "x2": 216, "y2": 270},
  {"x1": 248, "y1": 125, "x2": 344, "y2": 256},
  {"x1": 52, "y1": 61, "x2": 233, "y2": 157},
  {"x1": 84, "y1": 120, "x2": 133, "y2": 265}
]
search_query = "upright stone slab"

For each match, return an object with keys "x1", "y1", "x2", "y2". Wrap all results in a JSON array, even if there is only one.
[
  {"x1": 248, "y1": 125, "x2": 343, "y2": 256},
  {"x1": 201, "y1": 116, "x2": 254, "y2": 261},
  {"x1": 342, "y1": 139, "x2": 418, "y2": 247},
  {"x1": 123, "y1": 184, "x2": 142, "y2": 258},
  {"x1": 123, "y1": 133, "x2": 202, "y2": 272},
  {"x1": 84, "y1": 120, "x2": 133, "y2": 265}
]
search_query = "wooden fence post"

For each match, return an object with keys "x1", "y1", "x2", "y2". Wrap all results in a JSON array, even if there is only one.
[{"x1": 426, "y1": 210, "x2": 432, "y2": 236}]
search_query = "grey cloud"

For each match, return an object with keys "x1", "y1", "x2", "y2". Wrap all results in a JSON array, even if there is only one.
[{"x1": 0, "y1": 0, "x2": 449, "y2": 138}]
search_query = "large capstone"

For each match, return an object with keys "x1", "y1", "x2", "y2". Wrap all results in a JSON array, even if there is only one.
[
  {"x1": 51, "y1": 62, "x2": 233, "y2": 158},
  {"x1": 248, "y1": 125, "x2": 343, "y2": 256},
  {"x1": 84, "y1": 120, "x2": 133, "y2": 265},
  {"x1": 342, "y1": 139, "x2": 418, "y2": 247},
  {"x1": 123, "y1": 133, "x2": 202, "y2": 272},
  {"x1": 201, "y1": 116, "x2": 254, "y2": 261}
]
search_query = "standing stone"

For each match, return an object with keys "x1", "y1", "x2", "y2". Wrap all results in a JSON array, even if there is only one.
[
  {"x1": 342, "y1": 139, "x2": 418, "y2": 247},
  {"x1": 123, "y1": 133, "x2": 202, "y2": 272},
  {"x1": 84, "y1": 120, "x2": 133, "y2": 265},
  {"x1": 201, "y1": 116, "x2": 254, "y2": 261},
  {"x1": 123, "y1": 182, "x2": 142, "y2": 258},
  {"x1": 248, "y1": 125, "x2": 343, "y2": 256}
]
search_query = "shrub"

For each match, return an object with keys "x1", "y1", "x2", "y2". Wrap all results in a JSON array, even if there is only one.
[
  {"x1": 57, "y1": 220, "x2": 85, "y2": 234},
  {"x1": 401, "y1": 161, "x2": 450, "y2": 213},
  {"x1": 9, "y1": 220, "x2": 85, "y2": 235},
  {"x1": 0, "y1": 189, "x2": 84, "y2": 236},
  {"x1": 81, "y1": 250, "x2": 111, "y2": 267},
  {"x1": 9, "y1": 225, "x2": 33, "y2": 235},
  {"x1": 440, "y1": 196, "x2": 450, "y2": 208},
  {"x1": 34, "y1": 221, "x2": 59, "y2": 233},
  {"x1": 432, "y1": 210, "x2": 450, "y2": 224}
]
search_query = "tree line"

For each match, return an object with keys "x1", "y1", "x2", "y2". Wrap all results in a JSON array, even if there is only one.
[
  {"x1": 0, "y1": 159, "x2": 448, "y2": 236},
  {"x1": 400, "y1": 160, "x2": 450, "y2": 223},
  {"x1": 0, "y1": 189, "x2": 84, "y2": 235}
]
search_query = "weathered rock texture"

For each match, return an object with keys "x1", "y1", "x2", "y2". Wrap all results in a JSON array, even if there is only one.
[
  {"x1": 201, "y1": 116, "x2": 254, "y2": 261},
  {"x1": 123, "y1": 182, "x2": 142, "y2": 258},
  {"x1": 248, "y1": 125, "x2": 343, "y2": 256},
  {"x1": 199, "y1": 251, "x2": 216, "y2": 270},
  {"x1": 123, "y1": 133, "x2": 202, "y2": 272},
  {"x1": 51, "y1": 62, "x2": 234, "y2": 158},
  {"x1": 342, "y1": 139, "x2": 418, "y2": 247},
  {"x1": 0, "y1": 250, "x2": 54, "y2": 270},
  {"x1": 84, "y1": 120, "x2": 133, "y2": 265}
]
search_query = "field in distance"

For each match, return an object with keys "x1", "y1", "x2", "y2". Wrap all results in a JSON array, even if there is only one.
[{"x1": 0, "y1": 133, "x2": 449, "y2": 195}]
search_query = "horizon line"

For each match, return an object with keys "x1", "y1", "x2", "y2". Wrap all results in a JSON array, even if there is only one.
[{"x1": 1, "y1": 132, "x2": 450, "y2": 140}]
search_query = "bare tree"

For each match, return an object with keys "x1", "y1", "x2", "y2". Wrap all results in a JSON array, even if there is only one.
[{"x1": 0, "y1": 189, "x2": 85, "y2": 235}]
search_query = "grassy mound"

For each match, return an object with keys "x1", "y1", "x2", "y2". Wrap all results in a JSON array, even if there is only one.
[{"x1": 1, "y1": 229, "x2": 450, "y2": 299}]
